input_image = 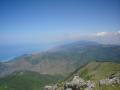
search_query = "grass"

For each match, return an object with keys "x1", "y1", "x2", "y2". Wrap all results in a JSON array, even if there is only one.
[
  {"x1": 93, "y1": 84, "x2": 120, "y2": 90},
  {"x1": 56, "y1": 61, "x2": 120, "y2": 90},
  {"x1": 80, "y1": 61, "x2": 120, "y2": 90},
  {"x1": 0, "y1": 71, "x2": 64, "y2": 90}
]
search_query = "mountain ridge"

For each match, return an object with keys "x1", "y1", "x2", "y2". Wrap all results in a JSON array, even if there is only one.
[{"x1": 0, "y1": 41, "x2": 120, "y2": 77}]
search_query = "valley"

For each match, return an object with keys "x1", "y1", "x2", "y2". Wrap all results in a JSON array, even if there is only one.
[{"x1": 0, "y1": 41, "x2": 120, "y2": 90}]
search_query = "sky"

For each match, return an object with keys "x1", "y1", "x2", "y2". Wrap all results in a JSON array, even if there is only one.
[{"x1": 0, "y1": 0, "x2": 120, "y2": 61}]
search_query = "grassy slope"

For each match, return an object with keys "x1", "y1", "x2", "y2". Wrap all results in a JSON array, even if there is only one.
[
  {"x1": 79, "y1": 62, "x2": 120, "y2": 81},
  {"x1": 0, "y1": 71, "x2": 64, "y2": 90},
  {"x1": 79, "y1": 62, "x2": 120, "y2": 90},
  {"x1": 57, "y1": 61, "x2": 120, "y2": 90},
  {"x1": 0, "y1": 62, "x2": 120, "y2": 90}
]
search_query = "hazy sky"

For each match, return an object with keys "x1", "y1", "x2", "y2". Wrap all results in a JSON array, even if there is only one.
[{"x1": 0, "y1": 0, "x2": 120, "y2": 61}]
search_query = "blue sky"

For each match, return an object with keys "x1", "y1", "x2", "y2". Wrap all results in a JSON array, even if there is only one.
[{"x1": 0, "y1": 0, "x2": 120, "y2": 61}]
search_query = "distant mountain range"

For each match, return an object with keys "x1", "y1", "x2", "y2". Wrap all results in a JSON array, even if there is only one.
[{"x1": 0, "y1": 41, "x2": 120, "y2": 77}]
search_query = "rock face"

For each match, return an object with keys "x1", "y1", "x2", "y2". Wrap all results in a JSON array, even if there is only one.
[
  {"x1": 99, "y1": 76, "x2": 120, "y2": 86},
  {"x1": 44, "y1": 85, "x2": 57, "y2": 90},
  {"x1": 44, "y1": 75, "x2": 91, "y2": 90},
  {"x1": 85, "y1": 81, "x2": 95, "y2": 90},
  {"x1": 44, "y1": 85, "x2": 53, "y2": 90},
  {"x1": 64, "y1": 75, "x2": 95, "y2": 90},
  {"x1": 99, "y1": 73, "x2": 120, "y2": 86}
]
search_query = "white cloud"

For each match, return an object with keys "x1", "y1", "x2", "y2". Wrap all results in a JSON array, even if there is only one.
[
  {"x1": 0, "y1": 30, "x2": 120, "y2": 45},
  {"x1": 95, "y1": 32, "x2": 107, "y2": 37},
  {"x1": 95, "y1": 31, "x2": 120, "y2": 37},
  {"x1": 118, "y1": 31, "x2": 120, "y2": 34},
  {"x1": 92, "y1": 31, "x2": 120, "y2": 45},
  {"x1": 115, "y1": 31, "x2": 120, "y2": 35}
]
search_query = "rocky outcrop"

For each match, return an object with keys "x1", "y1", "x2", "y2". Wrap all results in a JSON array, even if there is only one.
[
  {"x1": 99, "y1": 76, "x2": 120, "y2": 86},
  {"x1": 44, "y1": 73, "x2": 120, "y2": 90},
  {"x1": 64, "y1": 75, "x2": 95, "y2": 90},
  {"x1": 44, "y1": 85, "x2": 53, "y2": 90},
  {"x1": 85, "y1": 81, "x2": 95, "y2": 90},
  {"x1": 44, "y1": 85, "x2": 57, "y2": 90}
]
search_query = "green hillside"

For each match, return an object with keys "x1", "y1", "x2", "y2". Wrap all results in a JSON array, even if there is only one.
[
  {"x1": 78, "y1": 62, "x2": 120, "y2": 81},
  {"x1": 1, "y1": 41, "x2": 120, "y2": 76},
  {"x1": 0, "y1": 71, "x2": 64, "y2": 90},
  {"x1": 79, "y1": 62, "x2": 120, "y2": 90},
  {"x1": 0, "y1": 41, "x2": 120, "y2": 90},
  {"x1": 1, "y1": 62, "x2": 120, "y2": 90},
  {"x1": 56, "y1": 61, "x2": 120, "y2": 90}
]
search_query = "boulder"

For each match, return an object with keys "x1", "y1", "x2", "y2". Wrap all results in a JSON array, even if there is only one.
[
  {"x1": 44, "y1": 85, "x2": 53, "y2": 90},
  {"x1": 99, "y1": 76, "x2": 120, "y2": 86},
  {"x1": 64, "y1": 75, "x2": 88, "y2": 90}
]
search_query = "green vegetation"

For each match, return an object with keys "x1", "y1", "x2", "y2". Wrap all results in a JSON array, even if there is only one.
[
  {"x1": 0, "y1": 62, "x2": 119, "y2": 90},
  {"x1": 0, "y1": 41, "x2": 120, "y2": 90},
  {"x1": 56, "y1": 61, "x2": 120, "y2": 90},
  {"x1": 1, "y1": 42, "x2": 120, "y2": 76},
  {"x1": 93, "y1": 84, "x2": 120, "y2": 90},
  {"x1": 78, "y1": 62, "x2": 120, "y2": 81},
  {"x1": 28, "y1": 45, "x2": 120, "y2": 65},
  {"x1": 79, "y1": 62, "x2": 120, "y2": 90},
  {"x1": 0, "y1": 71, "x2": 64, "y2": 90}
]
